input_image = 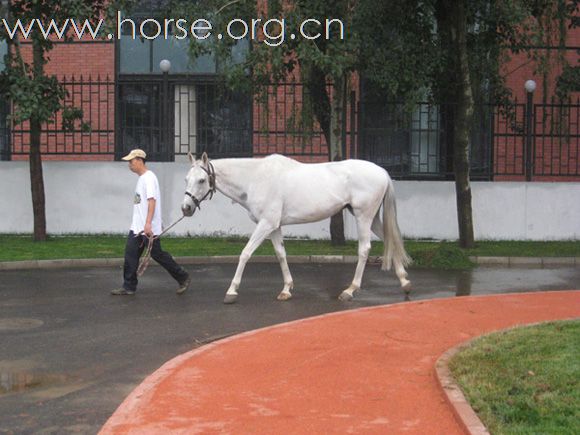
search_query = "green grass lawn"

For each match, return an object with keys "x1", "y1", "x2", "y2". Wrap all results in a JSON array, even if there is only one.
[
  {"x1": 449, "y1": 320, "x2": 579, "y2": 434},
  {"x1": 0, "y1": 235, "x2": 578, "y2": 269}
]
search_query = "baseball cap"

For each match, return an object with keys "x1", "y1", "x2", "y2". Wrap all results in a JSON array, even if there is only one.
[{"x1": 121, "y1": 149, "x2": 147, "y2": 161}]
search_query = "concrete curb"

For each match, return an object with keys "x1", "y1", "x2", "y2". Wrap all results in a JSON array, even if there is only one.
[
  {"x1": 468, "y1": 256, "x2": 579, "y2": 267},
  {"x1": 0, "y1": 255, "x2": 578, "y2": 271},
  {"x1": 0, "y1": 255, "x2": 366, "y2": 271},
  {"x1": 435, "y1": 341, "x2": 490, "y2": 435}
]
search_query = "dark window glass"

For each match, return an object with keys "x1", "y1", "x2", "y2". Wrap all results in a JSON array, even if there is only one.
[
  {"x1": 118, "y1": 1, "x2": 246, "y2": 74},
  {"x1": 118, "y1": 84, "x2": 166, "y2": 160},
  {"x1": 196, "y1": 85, "x2": 252, "y2": 157},
  {"x1": 0, "y1": 40, "x2": 6, "y2": 71},
  {"x1": 120, "y1": 36, "x2": 150, "y2": 73}
]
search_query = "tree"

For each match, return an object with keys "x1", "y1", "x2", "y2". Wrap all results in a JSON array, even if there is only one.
[
  {"x1": 169, "y1": 0, "x2": 362, "y2": 244},
  {"x1": 169, "y1": 0, "x2": 576, "y2": 248},
  {"x1": 435, "y1": 0, "x2": 475, "y2": 248},
  {"x1": 359, "y1": 0, "x2": 577, "y2": 248},
  {"x1": 0, "y1": 0, "x2": 116, "y2": 241},
  {"x1": 432, "y1": 0, "x2": 577, "y2": 247}
]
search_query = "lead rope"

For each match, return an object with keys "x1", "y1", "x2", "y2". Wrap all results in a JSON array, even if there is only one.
[{"x1": 137, "y1": 214, "x2": 186, "y2": 276}]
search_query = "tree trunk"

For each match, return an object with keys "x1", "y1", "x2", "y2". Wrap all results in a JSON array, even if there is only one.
[
  {"x1": 305, "y1": 66, "x2": 346, "y2": 245},
  {"x1": 450, "y1": 1, "x2": 475, "y2": 248},
  {"x1": 30, "y1": 116, "x2": 46, "y2": 241},
  {"x1": 31, "y1": 38, "x2": 47, "y2": 241},
  {"x1": 328, "y1": 76, "x2": 346, "y2": 245},
  {"x1": 438, "y1": 0, "x2": 475, "y2": 248},
  {"x1": 329, "y1": 76, "x2": 345, "y2": 162}
]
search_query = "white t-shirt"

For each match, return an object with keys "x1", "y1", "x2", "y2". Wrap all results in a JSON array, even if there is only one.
[{"x1": 130, "y1": 170, "x2": 162, "y2": 236}]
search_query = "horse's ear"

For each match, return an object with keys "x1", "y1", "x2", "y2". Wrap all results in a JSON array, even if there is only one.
[
  {"x1": 201, "y1": 152, "x2": 209, "y2": 166},
  {"x1": 188, "y1": 151, "x2": 195, "y2": 164}
]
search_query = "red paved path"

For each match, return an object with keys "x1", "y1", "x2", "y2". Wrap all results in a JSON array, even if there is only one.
[{"x1": 101, "y1": 291, "x2": 580, "y2": 434}]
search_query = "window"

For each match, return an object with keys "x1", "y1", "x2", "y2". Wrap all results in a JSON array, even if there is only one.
[
  {"x1": 358, "y1": 79, "x2": 492, "y2": 179},
  {"x1": 118, "y1": 1, "x2": 248, "y2": 74},
  {"x1": 117, "y1": 80, "x2": 252, "y2": 160},
  {"x1": 116, "y1": 1, "x2": 252, "y2": 161},
  {"x1": 117, "y1": 82, "x2": 168, "y2": 160},
  {"x1": 359, "y1": 81, "x2": 444, "y2": 177},
  {"x1": 0, "y1": 40, "x2": 6, "y2": 71}
]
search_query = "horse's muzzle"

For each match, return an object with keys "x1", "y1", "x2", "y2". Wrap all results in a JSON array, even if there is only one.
[{"x1": 181, "y1": 204, "x2": 195, "y2": 217}]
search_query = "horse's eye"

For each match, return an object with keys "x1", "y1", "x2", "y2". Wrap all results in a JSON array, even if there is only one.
[{"x1": 199, "y1": 179, "x2": 206, "y2": 184}]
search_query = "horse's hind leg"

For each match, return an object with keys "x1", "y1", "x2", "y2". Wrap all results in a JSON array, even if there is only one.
[
  {"x1": 395, "y1": 259, "x2": 411, "y2": 293},
  {"x1": 339, "y1": 215, "x2": 372, "y2": 301},
  {"x1": 224, "y1": 220, "x2": 275, "y2": 304},
  {"x1": 270, "y1": 228, "x2": 294, "y2": 301},
  {"x1": 372, "y1": 212, "x2": 410, "y2": 292}
]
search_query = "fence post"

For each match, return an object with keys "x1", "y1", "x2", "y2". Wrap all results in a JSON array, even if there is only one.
[
  {"x1": 160, "y1": 59, "x2": 171, "y2": 161},
  {"x1": 524, "y1": 79, "x2": 536, "y2": 181}
]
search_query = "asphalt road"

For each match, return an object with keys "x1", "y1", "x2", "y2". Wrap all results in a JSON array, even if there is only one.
[{"x1": 1, "y1": 262, "x2": 578, "y2": 434}]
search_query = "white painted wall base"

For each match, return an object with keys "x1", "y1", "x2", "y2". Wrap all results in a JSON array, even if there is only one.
[{"x1": 1, "y1": 162, "x2": 578, "y2": 240}]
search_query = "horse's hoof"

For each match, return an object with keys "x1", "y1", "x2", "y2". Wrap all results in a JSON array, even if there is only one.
[
  {"x1": 277, "y1": 292, "x2": 292, "y2": 301},
  {"x1": 223, "y1": 294, "x2": 238, "y2": 304},
  {"x1": 402, "y1": 281, "x2": 412, "y2": 294},
  {"x1": 338, "y1": 291, "x2": 353, "y2": 302}
]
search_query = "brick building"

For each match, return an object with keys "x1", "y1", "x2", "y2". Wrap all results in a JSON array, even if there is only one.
[{"x1": 1, "y1": 2, "x2": 578, "y2": 181}]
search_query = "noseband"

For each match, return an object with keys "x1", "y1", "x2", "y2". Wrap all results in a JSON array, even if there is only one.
[{"x1": 184, "y1": 162, "x2": 216, "y2": 212}]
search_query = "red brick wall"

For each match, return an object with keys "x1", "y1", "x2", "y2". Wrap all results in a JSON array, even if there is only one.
[
  {"x1": 503, "y1": 26, "x2": 579, "y2": 102},
  {"x1": 251, "y1": 75, "x2": 360, "y2": 162},
  {"x1": 494, "y1": 23, "x2": 579, "y2": 180},
  {"x1": 11, "y1": 41, "x2": 115, "y2": 161},
  {"x1": 17, "y1": 41, "x2": 114, "y2": 79}
]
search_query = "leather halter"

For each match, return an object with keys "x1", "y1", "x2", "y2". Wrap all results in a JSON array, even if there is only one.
[{"x1": 184, "y1": 161, "x2": 216, "y2": 212}]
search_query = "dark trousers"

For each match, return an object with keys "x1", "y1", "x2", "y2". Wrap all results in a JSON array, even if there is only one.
[{"x1": 123, "y1": 231, "x2": 188, "y2": 292}]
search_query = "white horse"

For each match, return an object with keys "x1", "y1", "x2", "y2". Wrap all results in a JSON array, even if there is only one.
[{"x1": 181, "y1": 152, "x2": 411, "y2": 304}]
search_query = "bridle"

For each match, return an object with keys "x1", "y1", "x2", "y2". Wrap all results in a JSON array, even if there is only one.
[{"x1": 184, "y1": 161, "x2": 216, "y2": 212}]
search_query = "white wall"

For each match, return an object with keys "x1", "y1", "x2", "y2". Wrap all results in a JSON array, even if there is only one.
[{"x1": 1, "y1": 161, "x2": 578, "y2": 240}]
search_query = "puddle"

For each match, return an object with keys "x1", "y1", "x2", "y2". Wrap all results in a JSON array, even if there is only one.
[
  {"x1": 0, "y1": 371, "x2": 69, "y2": 395},
  {"x1": 0, "y1": 318, "x2": 44, "y2": 331},
  {"x1": 455, "y1": 271, "x2": 473, "y2": 296}
]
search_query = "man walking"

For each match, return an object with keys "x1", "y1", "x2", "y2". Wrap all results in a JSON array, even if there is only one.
[{"x1": 111, "y1": 149, "x2": 191, "y2": 295}]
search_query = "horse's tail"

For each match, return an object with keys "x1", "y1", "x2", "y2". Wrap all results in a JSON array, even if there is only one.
[{"x1": 382, "y1": 178, "x2": 411, "y2": 271}]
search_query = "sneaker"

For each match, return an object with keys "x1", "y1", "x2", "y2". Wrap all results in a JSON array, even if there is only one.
[
  {"x1": 176, "y1": 275, "x2": 191, "y2": 295},
  {"x1": 111, "y1": 288, "x2": 135, "y2": 295}
]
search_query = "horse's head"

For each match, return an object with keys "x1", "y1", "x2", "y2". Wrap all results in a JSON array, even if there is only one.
[{"x1": 181, "y1": 152, "x2": 216, "y2": 217}]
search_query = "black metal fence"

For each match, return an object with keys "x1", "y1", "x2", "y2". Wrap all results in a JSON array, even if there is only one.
[
  {"x1": 252, "y1": 82, "x2": 337, "y2": 162},
  {"x1": 116, "y1": 76, "x2": 252, "y2": 161},
  {"x1": 357, "y1": 101, "x2": 493, "y2": 179},
  {"x1": 491, "y1": 98, "x2": 580, "y2": 179},
  {"x1": 3, "y1": 76, "x2": 579, "y2": 180},
  {"x1": 10, "y1": 76, "x2": 115, "y2": 158},
  {"x1": 0, "y1": 96, "x2": 9, "y2": 161},
  {"x1": 532, "y1": 100, "x2": 579, "y2": 177}
]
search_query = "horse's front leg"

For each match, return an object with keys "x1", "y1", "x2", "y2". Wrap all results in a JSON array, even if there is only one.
[
  {"x1": 224, "y1": 220, "x2": 275, "y2": 304},
  {"x1": 270, "y1": 228, "x2": 294, "y2": 301}
]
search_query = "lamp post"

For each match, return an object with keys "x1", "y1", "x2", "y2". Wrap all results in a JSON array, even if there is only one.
[
  {"x1": 524, "y1": 80, "x2": 536, "y2": 181},
  {"x1": 160, "y1": 59, "x2": 171, "y2": 161}
]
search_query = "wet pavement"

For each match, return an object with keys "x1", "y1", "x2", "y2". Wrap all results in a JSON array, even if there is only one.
[{"x1": 0, "y1": 262, "x2": 579, "y2": 434}]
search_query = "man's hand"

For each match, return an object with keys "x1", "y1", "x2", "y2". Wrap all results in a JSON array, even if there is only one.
[{"x1": 144, "y1": 222, "x2": 153, "y2": 237}]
